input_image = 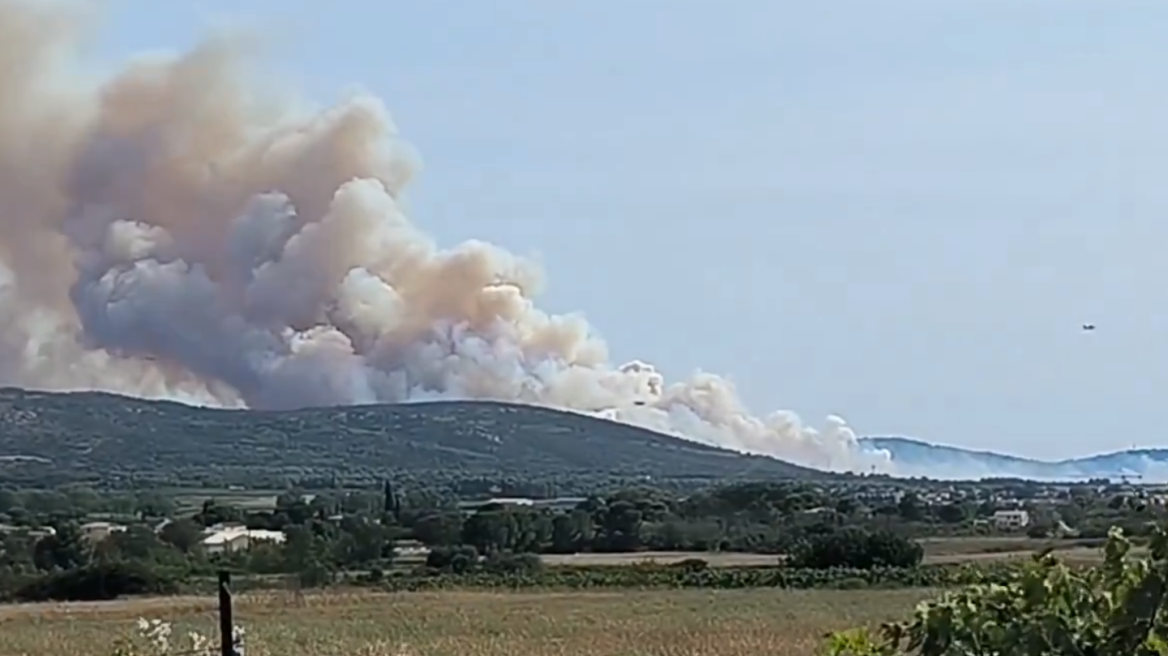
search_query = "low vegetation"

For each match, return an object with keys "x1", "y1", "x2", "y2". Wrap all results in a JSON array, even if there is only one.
[{"x1": 828, "y1": 527, "x2": 1168, "y2": 655}]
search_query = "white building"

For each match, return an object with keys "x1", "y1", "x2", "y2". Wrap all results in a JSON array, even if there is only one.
[
  {"x1": 201, "y1": 526, "x2": 286, "y2": 554},
  {"x1": 80, "y1": 521, "x2": 127, "y2": 543},
  {"x1": 991, "y1": 509, "x2": 1030, "y2": 530},
  {"x1": 455, "y1": 497, "x2": 588, "y2": 514},
  {"x1": 0, "y1": 524, "x2": 55, "y2": 539}
]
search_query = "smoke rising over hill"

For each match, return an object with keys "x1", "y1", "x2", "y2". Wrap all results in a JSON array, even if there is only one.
[{"x1": 0, "y1": 0, "x2": 894, "y2": 474}]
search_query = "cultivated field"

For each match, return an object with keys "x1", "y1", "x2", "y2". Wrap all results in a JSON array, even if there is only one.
[
  {"x1": 539, "y1": 551, "x2": 781, "y2": 567},
  {"x1": 0, "y1": 588, "x2": 935, "y2": 656},
  {"x1": 530, "y1": 537, "x2": 1117, "y2": 568}
]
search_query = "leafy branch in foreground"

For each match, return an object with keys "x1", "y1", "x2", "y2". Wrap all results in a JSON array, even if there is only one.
[{"x1": 828, "y1": 526, "x2": 1168, "y2": 656}]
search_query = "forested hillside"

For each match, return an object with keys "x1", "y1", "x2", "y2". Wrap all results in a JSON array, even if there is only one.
[{"x1": 0, "y1": 388, "x2": 823, "y2": 487}]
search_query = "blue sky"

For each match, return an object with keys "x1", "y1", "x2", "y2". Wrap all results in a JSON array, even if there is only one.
[{"x1": 94, "y1": 1, "x2": 1168, "y2": 459}]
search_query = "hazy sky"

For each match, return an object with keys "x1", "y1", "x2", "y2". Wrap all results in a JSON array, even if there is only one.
[{"x1": 93, "y1": 1, "x2": 1168, "y2": 460}]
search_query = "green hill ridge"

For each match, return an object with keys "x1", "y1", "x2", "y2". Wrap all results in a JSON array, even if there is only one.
[{"x1": 0, "y1": 388, "x2": 825, "y2": 487}]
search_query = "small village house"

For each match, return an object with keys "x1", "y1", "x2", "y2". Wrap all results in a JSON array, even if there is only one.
[
  {"x1": 991, "y1": 509, "x2": 1030, "y2": 530},
  {"x1": 80, "y1": 521, "x2": 127, "y2": 543},
  {"x1": 201, "y1": 525, "x2": 286, "y2": 554}
]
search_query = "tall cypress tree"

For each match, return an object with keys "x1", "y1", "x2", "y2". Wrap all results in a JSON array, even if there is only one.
[{"x1": 383, "y1": 480, "x2": 401, "y2": 523}]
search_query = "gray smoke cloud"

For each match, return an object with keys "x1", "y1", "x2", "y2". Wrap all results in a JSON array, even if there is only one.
[{"x1": 0, "y1": 0, "x2": 895, "y2": 474}]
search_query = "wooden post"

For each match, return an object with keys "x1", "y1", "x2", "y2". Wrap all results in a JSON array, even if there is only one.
[{"x1": 218, "y1": 570, "x2": 234, "y2": 656}]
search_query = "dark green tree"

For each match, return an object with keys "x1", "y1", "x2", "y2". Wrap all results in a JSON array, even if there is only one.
[{"x1": 32, "y1": 523, "x2": 91, "y2": 572}]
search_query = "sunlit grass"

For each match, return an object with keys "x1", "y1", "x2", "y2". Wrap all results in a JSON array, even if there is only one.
[{"x1": 1, "y1": 587, "x2": 933, "y2": 656}]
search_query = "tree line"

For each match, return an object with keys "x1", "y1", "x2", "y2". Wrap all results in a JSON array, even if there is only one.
[
  {"x1": 0, "y1": 481, "x2": 931, "y2": 598},
  {"x1": 3, "y1": 476, "x2": 1162, "y2": 600}
]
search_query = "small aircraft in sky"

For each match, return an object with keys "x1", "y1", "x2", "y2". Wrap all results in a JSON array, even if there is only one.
[{"x1": 1082, "y1": 323, "x2": 1096, "y2": 332}]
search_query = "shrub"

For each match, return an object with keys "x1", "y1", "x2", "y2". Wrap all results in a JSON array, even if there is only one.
[
  {"x1": 425, "y1": 545, "x2": 478, "y2": 573},
  {"x1": 788, "y1": 528, "x2": 923, "y2": 570},
  {"x1": 826, "y1": 526, "x2": 1168, "y2": 655},
  {"x1": 481, "y1": 551, "x2": 543, "y2": 575},
  {"x1": 829, "y1": 576, "x2": 870, "y2": 590},
  {"x1": 15, "y1": 561, "x2": 177, "y2": 602},
  {"x1": 296, "y1": 561, "x2": 334, "y2": 589},
  {"x1": 670, "y1": 558, "x2": 710, "y2": 572},
  {"x1": 1025, "y1": 523, "x2": 1049, "y2": 539}
]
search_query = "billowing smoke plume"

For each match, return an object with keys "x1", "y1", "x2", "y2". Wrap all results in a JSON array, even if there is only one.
[{"x1": 0, "y1": 0, "x2": 894, "y2": 474}]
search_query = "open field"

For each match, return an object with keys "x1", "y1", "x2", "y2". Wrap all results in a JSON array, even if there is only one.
[
  {"x1": 0, "y1": 588, "x2": 935, "y2": 656},
  {"x1": 919, "y1": 536, "x2": 1139, "y2": 565},
  {"x1": 169, "y1": 489, "x2": 285, "y2": 513},
  {"x1": 918, "y1": 536, "x2": 1082, "y2": 556}
]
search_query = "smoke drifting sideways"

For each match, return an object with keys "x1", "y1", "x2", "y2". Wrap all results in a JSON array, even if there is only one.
[{"x1": 0, "y1": 0, "x2": 896, "y2": 475}]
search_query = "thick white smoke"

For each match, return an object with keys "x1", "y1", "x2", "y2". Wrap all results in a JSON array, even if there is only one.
[{"x1": 0, "y1": 0, "x2": 895, "y2": 474}]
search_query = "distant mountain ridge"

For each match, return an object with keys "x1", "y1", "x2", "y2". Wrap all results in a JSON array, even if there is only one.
[
  {"x1": 5, "y1": 385, "x2": 1164, "y2": 485},
  {"x1": 860, "y1": 436, "x2": 1168, "y2": 481}
]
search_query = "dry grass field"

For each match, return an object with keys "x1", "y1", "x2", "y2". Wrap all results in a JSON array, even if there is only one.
[
  {"x1": 0, "y1": 588, "x2": 935, "y2": 656},
  {"x1": 918, "y1": 536, "x2": 1128, "y2": 565},
  {"x1": 0, "y1": 538, "x2": 1115, "y2": 655}
]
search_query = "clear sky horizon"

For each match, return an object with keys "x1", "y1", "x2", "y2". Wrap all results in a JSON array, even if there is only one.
[{"x1": 91, "y1": 1, "x2": 1168, "y2": 460}]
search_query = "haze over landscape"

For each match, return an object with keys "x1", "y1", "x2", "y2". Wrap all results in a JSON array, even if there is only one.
[{"x1": 0, "y1": 0, "x2": 1165, "y2": 480}]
